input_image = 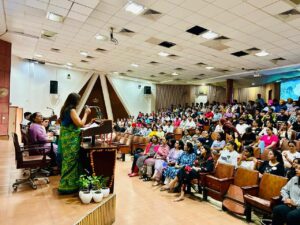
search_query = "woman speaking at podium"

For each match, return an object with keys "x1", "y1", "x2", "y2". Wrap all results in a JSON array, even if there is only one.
[{"x1": 58, "y1": 93, "x2": 91, "y2": 194}]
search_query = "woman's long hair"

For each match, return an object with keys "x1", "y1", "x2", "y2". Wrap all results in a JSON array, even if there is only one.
[
  {"x1": 60, "y1": 93, "x2": 81, "y2": 120},
  {"x1": 272, "y1": 149, "x2": 284, "y2": 165}
]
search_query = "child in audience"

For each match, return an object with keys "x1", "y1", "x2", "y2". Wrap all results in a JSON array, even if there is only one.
[{"x1": 217, "y1": 140, "x2": 239, "y2": 168}]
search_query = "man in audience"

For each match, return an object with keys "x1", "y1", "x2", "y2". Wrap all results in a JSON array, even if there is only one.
[
  {"x1": 235, "y1": 118, "x2": 249, "y2": 136},
  {"x1": 21, "y1": 111, "x2": 32, "y2": 126}
]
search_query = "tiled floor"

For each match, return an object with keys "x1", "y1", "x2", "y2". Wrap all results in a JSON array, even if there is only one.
[{"x1": 0, "y1": 140, "x2": 251, "y2": 225}]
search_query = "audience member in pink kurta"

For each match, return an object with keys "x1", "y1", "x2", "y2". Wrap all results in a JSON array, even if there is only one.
[{"x1": 143, "y1": 137, "x2": 170, "y2": 181}]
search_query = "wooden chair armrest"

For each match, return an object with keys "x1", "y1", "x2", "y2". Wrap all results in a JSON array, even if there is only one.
[
  {"x1": 216, "y1": 177, "x2": 235, "y2": 182},
  {"x1": 242, "y1": 185, "x2": 259, "y2": 196},
  {"x1": 271, "y1": 196, "x2": 282, "y2": 207}
]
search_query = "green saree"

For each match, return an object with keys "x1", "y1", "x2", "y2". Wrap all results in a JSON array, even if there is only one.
[{"x1": 58, "y1": 124, "x2": 82, "y2": 194}]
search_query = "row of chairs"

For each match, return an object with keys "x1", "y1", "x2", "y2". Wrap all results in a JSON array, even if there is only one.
[{"x1": 192, "y1": 163, "x2": 287, "y2": 222}]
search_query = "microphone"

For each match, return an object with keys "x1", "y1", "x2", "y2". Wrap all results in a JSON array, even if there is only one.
[
  {"x1": 47, "y1": 107, "x2": 55, "y2": 116},
  {"x1": 85, "y1": 105, "x2": 102, "y2": 119}
]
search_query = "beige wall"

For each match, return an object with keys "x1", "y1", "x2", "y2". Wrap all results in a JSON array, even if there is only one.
[{"x1": 233, "y1": 83, "x2": 280, "y2": 103}]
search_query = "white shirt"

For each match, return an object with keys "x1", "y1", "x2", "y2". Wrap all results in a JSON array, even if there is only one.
[
  {"x1": 165, "y1": 125, "x2": 174, "y2": 133},
  {"x1": 218, "y1": 150, "x2": 239, "y2": 168},
  {"x1": 236, "y1": 124, "x2": 249, "y2": 136},
  {"x1": 239, "y1": 160, "x2": 256, "y2": 170},
  {"x1": 185, "y1": 120, "x2": 196, "y2": 129},
  {"x1": 282, "y1": 150, "x2": 300, "y2": 168},
  {"x1": 214, "y1": 125, "x2": 224, "y2": 133}
]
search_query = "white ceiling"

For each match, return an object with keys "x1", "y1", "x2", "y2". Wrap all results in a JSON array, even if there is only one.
[{"x1": 1, "y1": 0, "x2": 300, "y2": 85}]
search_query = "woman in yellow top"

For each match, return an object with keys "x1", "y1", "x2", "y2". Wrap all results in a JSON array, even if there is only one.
[{"x1": 148, "y1": 126, "x2": 158, "y2": 138}]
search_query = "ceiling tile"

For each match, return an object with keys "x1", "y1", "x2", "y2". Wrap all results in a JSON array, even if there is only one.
[
  {"x1": 67, "y1": 11, "x2": 88, "y2": 22},
  {"x1": 262, "y1": 1, "x2": 294, "y2": 15},
  {"x1": 49, "y1": 0, "x2": 72, "y2": 9},
  {"x1": 74, "y1": 0, "x2": 100, "y2": 9},
  {"x1": 71, "y1": 3, "x2": 94, "y2": 16}
]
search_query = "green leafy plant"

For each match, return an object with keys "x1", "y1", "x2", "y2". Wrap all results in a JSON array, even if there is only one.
[
  {"x1": 90, "y1": 175, "x2": 109, "y2": 189},
  {"x1": 79, "y1": 175, "x2": 91, "y2": 190}
]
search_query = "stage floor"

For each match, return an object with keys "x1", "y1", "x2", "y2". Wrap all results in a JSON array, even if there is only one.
[{"x1": 0, "y1": 140, "x2": 251, "y2": 225}]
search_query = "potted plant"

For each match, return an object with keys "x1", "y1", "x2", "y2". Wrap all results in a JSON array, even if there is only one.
[
  {"x1": 78, "y1": 175, "x2": 92, "y2": 204},
  {"x1": 99, "y1": 176, "x2": 110, "y2": 197},
  {"x1": 90, "y1": 175, "x2": 103, "y2": 203}
]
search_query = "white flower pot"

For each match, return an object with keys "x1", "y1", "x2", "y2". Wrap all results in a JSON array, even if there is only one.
[
  {"x1": 101, "y1": 187, "x2": 110, "y2": 197},
  {"x1": 92, "y1": 191, "x2": 103, "y2": 203},
  {"x1": 79, "y1": 190, "x2": 93, "y2": 204}
]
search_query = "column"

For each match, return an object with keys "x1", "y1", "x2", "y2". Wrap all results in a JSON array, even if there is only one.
[{"x1": 226, "y1": 79, "x2": 233, "y2": 104}]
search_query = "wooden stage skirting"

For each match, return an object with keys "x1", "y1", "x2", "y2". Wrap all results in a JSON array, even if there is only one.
[{"x1": 75, "y1": 194, "x2": 116, "y2": 225}]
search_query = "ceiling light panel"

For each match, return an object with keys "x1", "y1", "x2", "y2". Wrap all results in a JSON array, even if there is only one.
[
  {"x1": 201, "y1": 30, "x2": 219, "y2": 40},
  {"x1": 158, "y1": 52, "x2": 170, "y2": 57},
  {"x1": 255, "y1": 50, "x2": 269, "y2": 57},
  {"x1": 125, "y1": 1, "x2": 145, "y2": 15},
  {"x1": 46, "y1": 12, "x2": 64, "y2": 22}
]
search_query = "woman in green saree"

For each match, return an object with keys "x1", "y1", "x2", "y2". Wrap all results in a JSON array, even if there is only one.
[{"x1": 58, "y1": 93, "x2": 91, "y2": 194}]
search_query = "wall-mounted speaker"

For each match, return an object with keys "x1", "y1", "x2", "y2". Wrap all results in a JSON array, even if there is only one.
[
  {"x1": 144, "y1": 86, "x2": 151, "y2": 94},
  {"x1": 50, "y1": 80, "x2": 58, "y2": 94}
]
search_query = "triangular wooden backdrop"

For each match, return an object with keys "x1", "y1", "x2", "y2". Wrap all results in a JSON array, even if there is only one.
[{"x1": 78, "y1": 75, "x2": 128, "y2": 121}]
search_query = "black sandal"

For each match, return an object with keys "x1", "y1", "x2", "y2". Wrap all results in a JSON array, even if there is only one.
[{"x1": 143, "y1": 177, "x2": 151, "y2": 182}]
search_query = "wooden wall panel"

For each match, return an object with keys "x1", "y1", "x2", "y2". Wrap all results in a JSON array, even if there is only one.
[
  {"x1": 106, "y1": 77, "x2": 128, "y2": 120},
  {"x1": 79, "y1": 77, "x2": 107, "y2": 122},
  {"x1": 0, "y1": 40, "x2": 11, "y2": 136},
  {"x1": 156, "y1": 85, "x2": 192, "y2": 110}
]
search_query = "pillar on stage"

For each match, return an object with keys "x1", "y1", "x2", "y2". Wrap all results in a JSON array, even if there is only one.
[{"x1": 226, "y1": 79, "x2": 233, "y2": 104}]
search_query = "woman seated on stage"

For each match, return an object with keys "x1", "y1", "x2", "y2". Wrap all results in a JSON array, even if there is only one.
[
  {"x1": 129, "y1": 135, "x2": 160, "y2": 177},
  {"x1": 272, "y1": 160, "x2": 300, "y2": 225},
  {"x1": 237, "y1": 146, "x2": 257, "y2": 170},
  {"x1": 258, "y1": 149, "x2": 285, "y2": 177},
  {"x1": 161, "y1": 142, "x2": 196, "y2": 190},
  {"x1": 29, "y1": 112, "x2": 58, "y2": 158}
]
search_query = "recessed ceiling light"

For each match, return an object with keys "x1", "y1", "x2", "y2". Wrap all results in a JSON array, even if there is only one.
[
  {"x1": 251, "y1": 82, "x2": 255, "y2": 85},
  {"x1": 171, "y1": 72, "x2": 179, "y2": 76},
  {"x1": 125, "y1": 1, "x2": 145, "y2": 15},
  {"x1": 255, "y1": 50, "x2": 269, "y2": 57},
  {"x1": 158, "y1": 52, "x2": 170, "y2": 57},
  {"x1": 201, "y1": 30, "x2": 219, "y2": 40},
  {"x1": 131, "y1": 63, "x2": 139, "y2": 67},
  {"x1": 67, "y1": 62, "x2": 73, "y2": 66},
  {"x1": 113, "y1": 71, "x2": 119, "y2": 75},
  {"x1": 46, "y1": 12, "x2": 64, "y2": 22},
  {"x1": 35, "y1": 54, "x2": 43, "y2": 58},
  {"x1": 201, "y1": 83, "x2": 206, "y2": 86},
  {"x1": 95, "y1": 34, "x2": 107, "y2": 40},
  {"x1": 205, "y1": 66, "x2": 214, "y2": 70},
  {"x1": 65, "y1": 65, "x2": 72, "y2": 69},
  {"x1": 276, "y1": 80, "x2": 282, "y2": 83},
  {"x1": 80, "y1": 51, "x2": 88, "y2": 56},
  {"x1": 253, "y1": 72, "x2": 261, "y2": 77}
]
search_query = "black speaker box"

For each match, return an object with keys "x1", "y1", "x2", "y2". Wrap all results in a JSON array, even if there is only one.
[
  {"x1": 144, "y1": 86, "x2": 151, "y2": 94},
  {"x1": 50, "y1": 80, "x2": 58, "y2": 94}
]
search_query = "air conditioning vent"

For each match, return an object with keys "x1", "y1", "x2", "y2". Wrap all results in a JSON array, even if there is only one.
[
  {"x1": 95, "y1": 48, "x2": 107, "y2": 52},
  {"x1": 142, "y1": 9, "x2": 162, "y2": 21},
  {"x1": 119, "y1": 28, "x2": 135, "y2": 37}
]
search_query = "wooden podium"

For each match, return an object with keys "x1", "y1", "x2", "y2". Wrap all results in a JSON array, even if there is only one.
[{"x1": 80, "y1": 120, "x2": 117, "y2": 193}]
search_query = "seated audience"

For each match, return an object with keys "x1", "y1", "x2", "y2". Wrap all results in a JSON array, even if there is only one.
[
  {"x1": 143, "y1": 137, "x2": 169, "y2": 181},
  {"x1": 182, "y1": 129, "x2": 192, "y2": 144},
  {"x1": 29, "y1": 112, "x2": 57, "y2": 157},
  {"x1": 152, "y1": 140, "x2": 184, "y2": 186},
  {"x1": 21, "y1": 111, "x2": 32, "y2": 126},
  {"x1": 217, "y1": 140, "x2": 239, "y2": 168},
  {"x1": 258, "y1": 149, "x2": 285, "y2": 177},
  {"x1": 162, "y1": 142, "x2": 196, "y2": 189},
  {"x1": 211, "y1": 132, "x2": 226, "y2": 154},
  {"x1": 272, "y1": 160, "x2": 300, "y2": 225},
  {"x1": 235, "y1": 118, "x2": 249, "y2": 136},
  {"x1": 172, "y1": 145, "x2": 214, "y2": 201},
  {"x1": 282, "y1": 141, "x2": 300, "y2": 172},
  {"x1": 134, "y1": 136, "x2": 160, "y2": 177},
  {"x1": 255, "y1": 127, "x2": 279, "y2": 153},
  {"x1": 241, "y1": 127, "x2": 256, "y2": 146},
  {"x1": 237, "y1": 146, "x2": 257, "y2": 170}
]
